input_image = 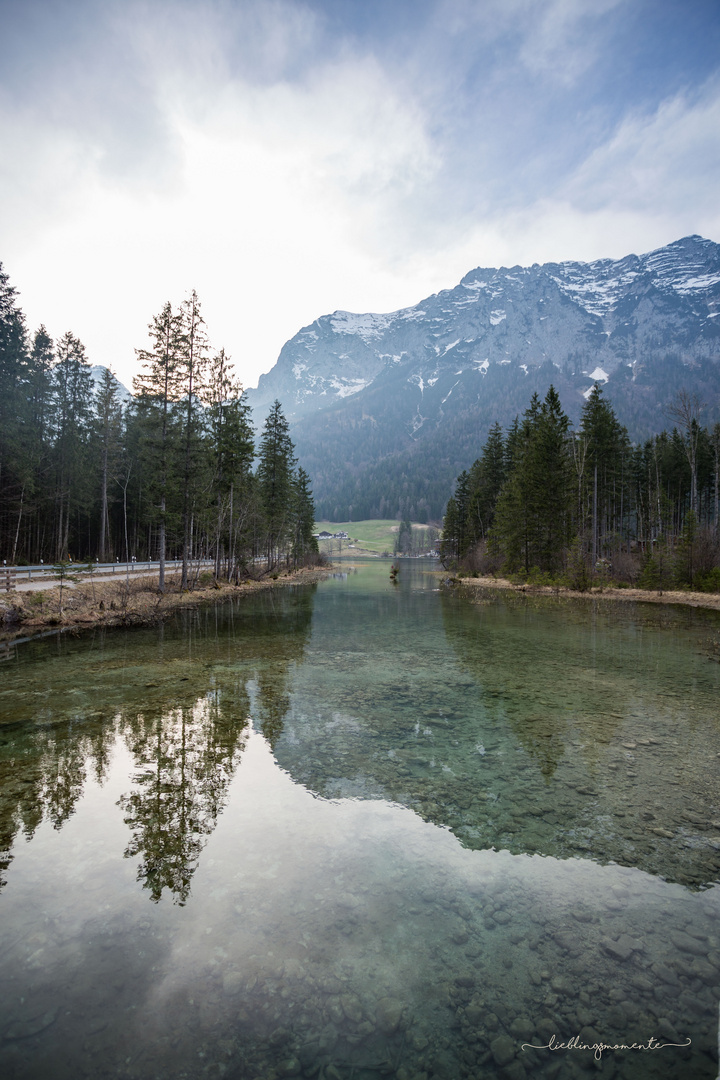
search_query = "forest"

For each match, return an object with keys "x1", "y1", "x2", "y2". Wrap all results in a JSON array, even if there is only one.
[
  {"x1": 0, "y1": 264, "x2": 317, "y2": 586},
  {"x1": 442, "y1": 384, "x2": 720, "y2": 591}
]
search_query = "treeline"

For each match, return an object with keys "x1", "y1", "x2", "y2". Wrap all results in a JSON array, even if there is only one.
[
  {"x1": 0, "y1": 264, "x2": 317, "y2": 585},
  {"x1": 442, "y1": 384, "x2": 720, "y2": 590}
]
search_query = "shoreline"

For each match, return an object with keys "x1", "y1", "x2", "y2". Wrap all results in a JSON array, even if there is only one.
[
  {"x1": 0, "y1": 566, "x2": 333, "y2": 645},
  {"x1": 441, "y1": 572, "x2": 720, "y2": 612}
]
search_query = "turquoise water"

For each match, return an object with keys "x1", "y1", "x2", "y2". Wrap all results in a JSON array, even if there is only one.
[{"x1": 0, "y1": 560, "x2": 719, "y2": 1079}]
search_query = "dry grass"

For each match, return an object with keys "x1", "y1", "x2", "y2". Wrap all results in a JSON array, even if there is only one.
[
  {"x1": 443, "y1": 572, "x2": 720, "y2": 611},
  {"x1": 0, "y1": 566, "x2": 332, "y2": 642}
]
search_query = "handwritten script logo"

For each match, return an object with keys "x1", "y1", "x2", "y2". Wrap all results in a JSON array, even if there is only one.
[{"x1": 521, "y1": 1033, "x2": 692, "y2": 1062}]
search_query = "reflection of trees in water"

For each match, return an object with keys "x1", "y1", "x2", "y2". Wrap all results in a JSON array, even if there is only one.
[
  {"x1": 251, "y1": 588, "x2": 316, "y2": 749},
  {"x1": 0, "y1": 585, "x2": 318, "y2": 900},
  {"x1": 0, "y1": 717, "x2": 116, "y2": 889},
  {"x1": 119, "y1": 684, "x2": 250, "y2": 904}
]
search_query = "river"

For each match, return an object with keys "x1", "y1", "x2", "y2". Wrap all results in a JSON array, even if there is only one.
[{"x1": 1, "y1": 559, "x2": 719, "y2": 1079}]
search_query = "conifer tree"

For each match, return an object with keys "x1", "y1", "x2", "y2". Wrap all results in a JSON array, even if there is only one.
[
  {"x1": 394, "y1": 518, "x2": 413, "y2": 556},
  {"x1": 292, "y1": 467, "x2": 318, "y2": 566},
  {"x1": 52, "y1": 332, "x2": 93, "y2": 559},
  {"x1": 466, "y1": 421, "x2": 506, "y2": 541},
  {"x1": 440, "y1": 496, "x2": 459, "y2": 566},
  {"x1": 94, "y1": 368, "x2": 124, "y2": 561},
  {"x1": 257, "y1": 400, "x2": 296, "y2": 568},
  {"x1": 0, "y1": 264, "x2": 29, "y2": 554},
  {"x1": 491, "y1": 388, "x2": 572, "y2": 575},
  {"x1": 134, "y1": 301, "x2": 183, "y2": 592},
  {"x1": 177, "y1": 291, "x2": 209, "y2": 588},
  {"x1": 205, "y1": 348, "x2": 254, "y2": 579},
  {"x1": 578, "y1": 384, "x2": 628, "y2": 566}
]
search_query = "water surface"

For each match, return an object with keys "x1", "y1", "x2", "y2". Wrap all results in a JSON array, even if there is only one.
[{"x1": 1, "y1": 561, "x2": 719, "y2": 1079}]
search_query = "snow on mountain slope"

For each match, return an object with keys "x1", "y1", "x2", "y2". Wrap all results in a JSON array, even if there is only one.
[{"x1": 247, "y1": 236, "x2": 720, "y2": 426}]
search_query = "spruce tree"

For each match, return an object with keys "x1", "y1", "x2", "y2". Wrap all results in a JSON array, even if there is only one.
[
  {"x1": 51, "y1": 332, "x2": 93, "y2": 559},
  {"x1": 491, "y1": 388, "x2": 572, "y2": 575},
  {"x1": 205, "y1": 348, "x2": 254, "y2": 579},
  {"x1": 177, "y1": 291, "x2": 210, "y2": 589},
  {"x1": 440, "y1": 496, "x2": 459, "y2": 567},
  {"x1": 578, "y1": 384, "x2": 628, "y2": 567},
  {"x1": 94, "y1": 368, "x2": 124, "y2": 561},
  {"x1": 292, "y1": 467, "x2": 318, "y2": 566},
  {"x1": 0, "y1": 264, "x2": 29, "y2": 558},
  {"x1": 134, "y1": 302, "x2": 183, "y2": 592},
  {"x1": 257, "y1": 400, "x2": 296, "y2": 568},
  {"x1": 466, "y1": 421, "x2": 506, "y2": 541}
]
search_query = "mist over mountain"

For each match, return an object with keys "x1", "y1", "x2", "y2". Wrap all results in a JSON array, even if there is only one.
[{"x1": 247, "y1": 235, "x2": 720, "y2": 522}]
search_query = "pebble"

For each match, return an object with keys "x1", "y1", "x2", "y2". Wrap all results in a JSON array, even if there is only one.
[
  {"x1": 490, "y1": 1033, "x2": 516, "y2": 1066},
  {"x1": 670, "y1": 929, "x2": 707, "y2": 956},
  {"x1": 222, "y1": 971, "x2": 244, "y2": 996},
  {"x1": 509, "y1": 1017, "x2": 535, "y2": 1041},
  {"x1": 550, "y1": 976, "x2": 574, "y2": 997},
  {"x1": 375, "y1": 997, "x2": 403, "y2": 1034},
  {"x1": 600, "y1": 934, "x2": 642, "y2": 962}
]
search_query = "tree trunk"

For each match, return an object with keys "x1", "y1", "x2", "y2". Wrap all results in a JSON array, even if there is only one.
[
  {"x1": 11, "y1": 485, "x2": 24, "y2": 565},
  {"x1": 99, "y1": 443, "x2": 108, "y2": 561}
]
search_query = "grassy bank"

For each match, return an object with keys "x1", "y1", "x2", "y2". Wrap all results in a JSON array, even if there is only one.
[
  {"x1": 0, "y1": 566, "x2": 331, "y2": 643},
  {"x1": 442, "y1": 571, "x2": 720, "y2": 613}
]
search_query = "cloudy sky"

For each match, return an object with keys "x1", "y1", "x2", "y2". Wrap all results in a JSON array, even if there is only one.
[{"x1": 2, "y1": 0, "x2": 719, "y2": 390}]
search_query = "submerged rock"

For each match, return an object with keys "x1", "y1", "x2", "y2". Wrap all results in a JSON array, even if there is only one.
[
  {"x1": 490, "y1": 1033, "x2": 516, "y2": 1066},
  {"x1": 375, "y1": 996, "x2": 404, "y2": 1034},
  {"x1": 4, "y1": 1008, "x2": 58, "y2": 1040}
]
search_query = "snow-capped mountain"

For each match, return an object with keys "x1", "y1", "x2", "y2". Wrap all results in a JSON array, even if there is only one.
[
  {"x1": 249, "y1": 235, "x2": 720, "y2": 425},
  {"x1": 246, "y1": 236, "x2": 720, "y2": 521},
  {"x1": 90, "y1": 366, "x2": 133, "y2": 405}
]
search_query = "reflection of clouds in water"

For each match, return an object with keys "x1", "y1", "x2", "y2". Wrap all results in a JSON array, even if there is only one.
[
  {"x1": 135, "y1": 727, "x2": 720, "y2": 1078},
  {"x1": 1, "y1": 722, "x2": 718, "y2": 1077}
]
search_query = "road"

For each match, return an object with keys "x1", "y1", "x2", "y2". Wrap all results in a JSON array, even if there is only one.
[{"x1": 3, "y1": 560, "x2": 211, "y2": 593}]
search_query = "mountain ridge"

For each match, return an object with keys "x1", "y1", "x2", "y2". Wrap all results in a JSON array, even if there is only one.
[{"x1": 246, "y1": 235, "x2": 720, "y2": 521}]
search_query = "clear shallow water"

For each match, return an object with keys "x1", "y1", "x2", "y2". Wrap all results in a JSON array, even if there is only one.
[{"x1": 0, "y1": 561, "x2": 719, "y2": 1080}]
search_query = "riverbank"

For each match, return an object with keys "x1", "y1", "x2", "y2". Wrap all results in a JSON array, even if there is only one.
[
  {"x1": 0, "y1": 565, "x2": 332, "y2": 643},
  {"x1": 442, "y1": 572, "x2": 720, "y2": 612}
]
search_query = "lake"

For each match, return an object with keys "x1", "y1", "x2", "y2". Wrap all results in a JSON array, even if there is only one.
[{"x1": 1, "y1": 559, "x2": 719, "y2": 1080}]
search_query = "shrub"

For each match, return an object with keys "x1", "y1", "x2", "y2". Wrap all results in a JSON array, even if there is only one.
[
  {"x1": 565, "y1": 537, "x2": 590, "y2": 592},
  {"x1": 695, "y1": 567, "x2": 720, "y2": 593}
]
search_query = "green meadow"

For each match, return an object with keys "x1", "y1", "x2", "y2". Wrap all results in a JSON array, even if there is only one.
[{"x1": 314, "y1": 519, "x2": 436, "y2": 554}]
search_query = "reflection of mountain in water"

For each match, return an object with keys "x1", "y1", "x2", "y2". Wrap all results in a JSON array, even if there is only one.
[
  {"x1": 270, "y1": 585, "x2": 720, "y2": 888},
  {"x1": 0, "y1": 587, "x2": 316, "y2": 901}
]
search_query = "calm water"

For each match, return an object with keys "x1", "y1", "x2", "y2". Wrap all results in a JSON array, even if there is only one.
[{"x1": 1, "y1": 560, "x2": 719, "y2": 1080}]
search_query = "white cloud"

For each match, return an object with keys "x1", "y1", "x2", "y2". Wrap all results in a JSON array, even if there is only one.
[
  {"x1": 3, "y1": 44, "x2": 437, "y2": 390},
  {"x1": 563, "y1": 79, "x2": 720, "y2": 215},
  {"x1": 517, "y1": 0, "x2": 626, "y2": 84},
  {"x1": 1, "y1": 0, "x2": 718, "y2": 397}
]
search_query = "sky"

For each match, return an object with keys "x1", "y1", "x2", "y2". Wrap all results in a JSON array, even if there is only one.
[{"x1": 1, "y1": 0, "x2": 720, "y2": 391}]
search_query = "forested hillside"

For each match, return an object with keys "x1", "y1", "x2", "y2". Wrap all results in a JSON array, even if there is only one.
[
  {"x1": 0, "y1": 264, "x2": 317, "y2": 580},
  {"x1": 247, "y1": 236, "x2": 720, "y2": 521},
  {"x1": 442, "y1": 384, "x2": 720, "y2": 589}
]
